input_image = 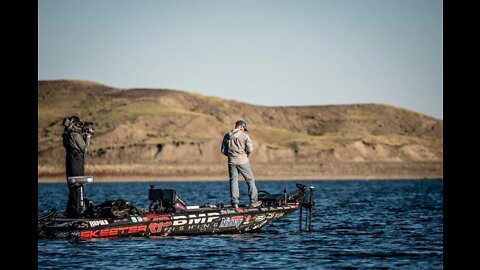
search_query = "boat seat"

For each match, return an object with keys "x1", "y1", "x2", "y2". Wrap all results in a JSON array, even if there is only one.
[{"x1": 67, "y1": 176, "x2": 94, "y2": 185}]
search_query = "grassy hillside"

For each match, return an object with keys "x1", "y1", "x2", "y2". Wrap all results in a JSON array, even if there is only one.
[{"x1": 38, "y1": 80, "x2": 443, "y2": 181}]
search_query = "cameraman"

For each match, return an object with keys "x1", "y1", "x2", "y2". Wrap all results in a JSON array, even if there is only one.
[{"x1": 62, "y1": 116, "x2": 94, "y2": 217}]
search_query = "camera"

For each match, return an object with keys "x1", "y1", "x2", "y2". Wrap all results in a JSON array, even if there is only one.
[
  {"x1": 78, "y1": 121, "x2": 95, "y2": 135},
  {"x1": 62, "y1": 116, "x2": 95, "y2": 135}
]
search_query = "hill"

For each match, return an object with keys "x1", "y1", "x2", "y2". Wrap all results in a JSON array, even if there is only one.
[{"x1": 38, "y1": 80, "x2": 443, "y2": 181}]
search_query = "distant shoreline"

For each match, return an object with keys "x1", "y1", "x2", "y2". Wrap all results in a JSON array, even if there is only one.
[{"x1": 38, "y1": 174, "x2": 443, "y2": 183}]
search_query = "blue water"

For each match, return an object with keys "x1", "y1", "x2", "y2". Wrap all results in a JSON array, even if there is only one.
[{"x1": 38, "y1": 180, "x2": 443, "y2": 269}]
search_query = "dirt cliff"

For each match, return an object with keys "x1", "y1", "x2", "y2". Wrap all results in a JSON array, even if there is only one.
[{"x1": 38, "y1": 80, "x2": 443, "y2": 181}]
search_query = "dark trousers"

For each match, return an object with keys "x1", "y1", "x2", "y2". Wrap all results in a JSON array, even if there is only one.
[{"x1": 65, "y1": 152, "x2": 84, "y2": 217}]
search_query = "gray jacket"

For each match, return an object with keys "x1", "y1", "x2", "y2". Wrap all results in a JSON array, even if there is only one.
[{"x1": 221, "y1": 128, "x2": 253, "y2": 165}]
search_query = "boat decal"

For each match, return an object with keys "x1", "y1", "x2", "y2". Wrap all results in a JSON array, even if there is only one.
[
  {"x1": 80, "y1": 225, "x2": 148, "y2": 239},
  {"x1": 265, "y1": 213, "x2": 276, "y2": 219},
  {"x1": 146, "y1": 213, "x2": 172, "y2": 222},
  {"x1": 253, "y1": 214, "x2": 266, "y2": 222},
  {"x1": 88, "y1": 220, "x2": 109, "y2": 227},
  {"x1": 113, "y1": 218, "x2": 129, "y2": 223},
  {"x1": 172, "y1": 212, "x2": 220, "y2": 226},
  {"x1": 172, "y1": 222, "x2": 220, "y2": 232},
  {"x1": 131, "y1": 216, "x2": 140, "y2": 222},
  {"x1": 251, "y1": 220, "x2": 269, "y2": 230},
  {"x1": 219, "y1": 215, "x2": 244, "y2": 228},
  {"x1": 243, "y1": 215, "x2": 252, "y2": 225}
]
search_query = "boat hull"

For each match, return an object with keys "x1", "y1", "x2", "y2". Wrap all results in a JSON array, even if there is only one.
[{"x1": 39, "y1": 204, "x2": 299, "y2": 239}]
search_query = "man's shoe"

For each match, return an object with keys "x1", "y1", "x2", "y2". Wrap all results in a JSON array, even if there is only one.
[
  {"x1": 250, "y1": 201, "x2": 262, "y2": 208},
  {"x1": 233, "y1": 204, "x2": 245, "y2": 212}
]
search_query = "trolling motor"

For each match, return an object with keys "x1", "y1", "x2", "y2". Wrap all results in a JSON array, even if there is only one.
[
  {"x1": 67, "y1": 176, "x2": 94, "y2": 217},
  {"x1": 296, "y1": 183, "x2": 315, "y2": 232}
]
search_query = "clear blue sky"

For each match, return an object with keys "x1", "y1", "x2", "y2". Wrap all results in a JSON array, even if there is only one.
[{"x1": 38, "y1": 0, "x2": 443, "y2": 119}]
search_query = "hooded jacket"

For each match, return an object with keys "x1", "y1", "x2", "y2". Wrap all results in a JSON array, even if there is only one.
[{"x1": 221, "y1": 128, "x2": 253, "y2": 165}]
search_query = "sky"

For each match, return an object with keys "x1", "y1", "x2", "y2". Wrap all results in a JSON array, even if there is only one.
[{"x1": 38, "y1": 0, "x2": 443, "y2": 119}]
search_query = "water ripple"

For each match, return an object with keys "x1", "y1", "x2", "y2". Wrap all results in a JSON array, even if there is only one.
[{"x1": 39, "y1": 180, "x2": 443, "y2": 269}]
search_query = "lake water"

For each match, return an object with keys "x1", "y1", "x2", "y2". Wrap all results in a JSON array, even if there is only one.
[{"x1": 38, "y1": 180, "x2": 443, "y2": 269}]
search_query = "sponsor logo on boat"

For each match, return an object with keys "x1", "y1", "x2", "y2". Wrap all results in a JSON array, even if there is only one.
[
  {"x1": 146, "y1": 214, "x2": 172, "y2": 222},
  {"x1": 88, "y1": 220, "x2": 109, "y2": 227},
  {"x1": 80, "y1": 225, "x2": 148, "y2": 239},
  {"x1": 251, "y1": 220, "x2": 268, "y2": 230},
  {"x1": 221, "y1": 209, "x2": 237, "y2": 214},
  {"x1": 113, "y1": 218, "x2": 129, "y2": 223},
  {"x1": 219, "y1": 215, "x2": 244, "y2": 228},
  {"x1": 131, "y1": 216, "x2": 147, "y2": 222},
  {"x1": 253, "y1": 214, "x2": 266, "y2": 222},
  {"x1": 172, "y1": 212, "x2": 220, "y2": 226},
  {"x1": 145, "y1": 214, "x2": 173, "y2": 233},
  {"x1": 266, "y1": 213, "x2": 276, "y2": 219},
  {"x1": 243, "y1": 215, "x2": 252, "y2": 225},
  {"x1": 170, "y1": 222, "x2": 219, "y2": 232}
]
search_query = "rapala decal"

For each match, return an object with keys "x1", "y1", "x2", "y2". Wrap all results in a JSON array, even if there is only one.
[{"x1": 88, "y1": 220, "x2": 109, "y2": 227}]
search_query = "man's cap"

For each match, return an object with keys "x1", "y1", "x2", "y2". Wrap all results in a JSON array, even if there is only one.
[{"x1": 235, "y1": 120, "x2": 248, "y2": 131}]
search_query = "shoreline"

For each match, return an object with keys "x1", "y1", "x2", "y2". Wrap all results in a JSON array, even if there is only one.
[{"x1": 38, "y1": 174, "x2": 443, "y2": 183}]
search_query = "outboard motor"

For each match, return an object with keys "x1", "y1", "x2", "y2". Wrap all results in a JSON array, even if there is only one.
[{"x1": 67, "y1": 176, "x2": 93, "y2": 217}]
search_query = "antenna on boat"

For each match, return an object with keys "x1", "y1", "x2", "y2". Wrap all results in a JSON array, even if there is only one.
[
  {"x1": 308, "y1": 186, "x2": 314, "y2": 231},
  {"x1": 297, "y1": 184, "x2": 315, "y2": 232}
]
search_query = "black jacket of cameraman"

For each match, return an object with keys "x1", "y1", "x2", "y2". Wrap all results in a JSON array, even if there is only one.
[{"x1": 62, "y1": 129, "x2": 90, "y2": 176}]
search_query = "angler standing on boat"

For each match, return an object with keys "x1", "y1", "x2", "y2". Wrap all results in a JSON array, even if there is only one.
[
  {"x1": 221, "y1": 120, "x2": 261, "y2": 209},
  {"x1": 62, "y1": 116, "x2": 94, "y2": 217}
]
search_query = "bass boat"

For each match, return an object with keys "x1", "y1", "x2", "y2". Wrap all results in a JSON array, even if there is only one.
[{"x1": 38, "y1": 176, "x2": 314, "y2": 239}]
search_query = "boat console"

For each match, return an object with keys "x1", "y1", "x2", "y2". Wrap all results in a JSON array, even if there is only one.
[{"x1": 148, "y1": 186, "x2": 187, "y2": 213}]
